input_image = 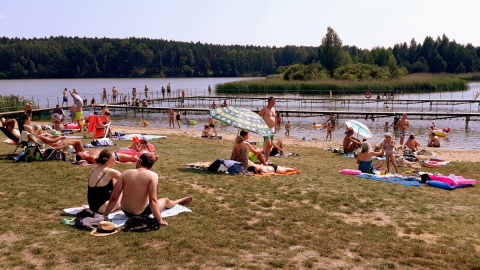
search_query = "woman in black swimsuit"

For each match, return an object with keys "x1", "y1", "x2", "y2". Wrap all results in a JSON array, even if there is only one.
[
  {"x1": 176, "y1": 110, "x2": 181, "y2": 129},
  {"x1": 87, "y1": 149, "x2": 122, "y2": 214}
]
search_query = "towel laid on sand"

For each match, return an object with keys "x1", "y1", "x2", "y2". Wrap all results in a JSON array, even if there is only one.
[{"x1": 63, "y1": 204, "x2": 192, "y2": 228}]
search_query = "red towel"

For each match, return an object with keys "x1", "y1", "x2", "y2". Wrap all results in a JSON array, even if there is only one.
[{"x1": 87, "y1": 115, "x2": 103, "y2": 133}]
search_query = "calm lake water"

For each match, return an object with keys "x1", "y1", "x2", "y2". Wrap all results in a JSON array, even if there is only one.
[{"x1": 1, "y1": 78, "x2": 480, "y2": 150}]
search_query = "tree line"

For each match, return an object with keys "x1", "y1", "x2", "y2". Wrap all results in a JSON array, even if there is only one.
[{"x1": 0, "y1": 28, "x2": 479, "y2": 79}]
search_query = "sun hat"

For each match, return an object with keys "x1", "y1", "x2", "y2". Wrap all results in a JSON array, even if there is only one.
[
  {"x1": 361, "y1": 142, "x2": 370, "y2": 151},
  {"x1": 139, "y1": 136, "x2": 148, "y2": 143},
  {"x1": 90, "y1": 221, "x2": 120, "y2": 237},
  {"x1": 385, "y1": 132, "x2": 392, "y2": 137}
]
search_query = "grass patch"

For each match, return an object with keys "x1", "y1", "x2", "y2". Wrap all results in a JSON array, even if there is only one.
[
  {"x1": 0, "y1": 132, "x2": 479, "y2": 269},
  {"x1": 216, "y1": 73, "x2": 468, "y2": 95}
]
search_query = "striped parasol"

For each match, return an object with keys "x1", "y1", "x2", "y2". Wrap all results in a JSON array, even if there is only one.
[{"x1": 210, "y1": 106, "x2": 273, "y2": 135}]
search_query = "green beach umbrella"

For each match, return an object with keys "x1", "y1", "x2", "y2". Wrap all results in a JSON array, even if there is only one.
[{"x1": 210, "y1": 106, "x2": 273, "y2": 135}]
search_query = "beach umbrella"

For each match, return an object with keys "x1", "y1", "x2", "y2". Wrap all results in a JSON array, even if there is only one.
[
  {"x1": 345, "y1": 120, "x2": 373, "y2": 138},
  {"x1": 210, "y1": 106, "x2": 273, "y2": 135}
]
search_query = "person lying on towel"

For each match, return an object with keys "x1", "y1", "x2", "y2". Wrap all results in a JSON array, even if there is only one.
[{"x1": 246, "y1": 163, "x2": 297, "y2": 175}]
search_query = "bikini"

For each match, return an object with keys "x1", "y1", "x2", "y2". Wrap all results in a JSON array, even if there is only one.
[{"x1": 87, "y1": 169, "x2": 113, "y2": 213}]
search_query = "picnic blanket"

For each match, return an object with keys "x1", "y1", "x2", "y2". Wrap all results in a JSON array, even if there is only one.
[
  {"x1": 63, "y1": 204, "x2": 192, "y2": 228},
  {"x1": 356, "y1": 173, "x2": 423, "y2": 186},
  {"x1": 121, "y1": 134, "x2": 167, "y2": 141}
]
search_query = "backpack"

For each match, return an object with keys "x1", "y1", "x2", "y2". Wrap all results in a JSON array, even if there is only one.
[{"x1": 44, "y1": 149, "x2": 66, "y2": 161}]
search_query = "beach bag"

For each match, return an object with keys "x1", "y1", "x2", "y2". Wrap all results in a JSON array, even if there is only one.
[
  {"x1": 17, "y1": 145, "x2": 42, "y2": 162},
  {"x1": 44, "y1": 149, "x2": 66, "y2": 161},
  {"x1": 207, "y1": 159, "x2": 224, "y2": 172}
]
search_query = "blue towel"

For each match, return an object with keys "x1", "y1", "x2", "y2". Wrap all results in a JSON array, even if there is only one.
[{"x1": 356, "y1": 173, "x2": 422, "y2": 186}]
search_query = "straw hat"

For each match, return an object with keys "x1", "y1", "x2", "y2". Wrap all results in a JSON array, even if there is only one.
[{"x1": 90, "y1": 221, "x2": 120, "y2": 236}]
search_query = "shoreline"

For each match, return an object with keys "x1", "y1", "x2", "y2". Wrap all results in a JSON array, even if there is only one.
[{"x1": 106, "y1": 124, "x2": 480, "y2": 163}]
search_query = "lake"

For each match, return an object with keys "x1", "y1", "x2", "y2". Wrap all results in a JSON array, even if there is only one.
[{"x1": 1, "y1": 78, "x2": 480, "y2": 150}]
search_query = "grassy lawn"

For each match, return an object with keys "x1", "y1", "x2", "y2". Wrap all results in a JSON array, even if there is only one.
[{"x1": 0, "y1": 133, "x2": 479, "y2": 269}]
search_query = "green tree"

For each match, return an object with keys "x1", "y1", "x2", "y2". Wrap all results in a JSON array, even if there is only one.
[{"x1": 319, "y1": 27, "x2": 343, "y2": 77}]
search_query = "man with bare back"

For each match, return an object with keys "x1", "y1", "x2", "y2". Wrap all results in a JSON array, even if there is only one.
[
  {"x1": 103, "y1": 153, "x2": 193, "y2": 226},
  {"x1": 396, "y1": 113, "x2": 410, "y2": 146},
  {"x1": 258, "y1": 96, "x2": 276, "y2": 163}
]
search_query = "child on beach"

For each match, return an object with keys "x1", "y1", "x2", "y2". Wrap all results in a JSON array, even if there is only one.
[
  {"x1": 284, "y1": 121, "x2": 291, "y2": 136},
  {"x1": 325, "y1": 122, "x2": 333, "y2": 141},
  {"x1": 384, "y1": 122, "x2": 389, "y2": 132},
  {"x1": 379, "y1": 132, "x2": 398, "y2": 173}
]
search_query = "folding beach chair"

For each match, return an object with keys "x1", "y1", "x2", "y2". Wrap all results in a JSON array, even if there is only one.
[
  {"x1": 28, "y1": 132, "x2": 67, "y2": 161},
  {"x1": 87, "y1": 115, "x2": 111, "y2": 138}
]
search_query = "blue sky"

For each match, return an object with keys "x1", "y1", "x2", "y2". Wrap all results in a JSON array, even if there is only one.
[{"x1": 1, "y1": 0, "x2": 479, "y2": 49}]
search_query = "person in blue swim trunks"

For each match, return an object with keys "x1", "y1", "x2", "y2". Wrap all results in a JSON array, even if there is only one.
[{"x1": 356, "y1": 142, "x2": 384, "y2": 173}]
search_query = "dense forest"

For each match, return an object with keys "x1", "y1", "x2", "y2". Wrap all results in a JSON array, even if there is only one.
[{"x1": 0, "y1": 28, "x2": 479, "y2": 79}]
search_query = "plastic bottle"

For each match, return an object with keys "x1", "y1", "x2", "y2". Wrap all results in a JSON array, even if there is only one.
[{"x1": 13, "y1": 152, "x2": 25, "y2": 161}]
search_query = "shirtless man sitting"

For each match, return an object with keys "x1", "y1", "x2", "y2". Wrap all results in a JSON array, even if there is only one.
[
  {"x1": 76, "y1": 149, "x2": 138, "y2": 164},
  {"x1": 428, "y1": 133, "x2": 441, "y2": 148},
  {"x1": 343, "y1": 127, "x2": 362, "y2": 154},
  {"x1": 103, "y1": 153, "x2": 193, "y2": 226}
]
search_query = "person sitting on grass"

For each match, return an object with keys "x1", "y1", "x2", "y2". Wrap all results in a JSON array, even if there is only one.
[
  {"x1": 343, "y1": 127, "x2": 362, "y2": 154},
  {"x1": 76, "y1": 149, "x2": 139, "y2": 164},
  {"x1": 269, "y1": 139, "x2": 285, "y2": 157},
  {"x1": 356, "y1": 142, "x2": 384, "y2": 173},
  {"x1": 201, "y1": 125, "x2": 212, "y2": 139},
  {"x1": 404, "y1": 133, "x2": 420, "y2": 152},
  {"x1": 246, "y1": 163, "x2": 297, "y2": 175},
  {"x1": 87, "y1": 149, "x2": 122, "y2": 214},
  {"x1": 103, "y1": 153, "x2": 193, "y2": 226},
  {"x1": 32, "y1": 124, "x2": 84, "y2": 154},
  {"x1": 128, "y1": 136, "x2": 154, "y2": 152},
  {"x1": 231, "y1": 130, "x2": 267, "y2": 169}
]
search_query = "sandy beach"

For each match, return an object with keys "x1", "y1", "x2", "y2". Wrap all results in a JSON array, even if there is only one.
[{"x1": 108, "y1": 124, "x2": 480, "y2": 163}]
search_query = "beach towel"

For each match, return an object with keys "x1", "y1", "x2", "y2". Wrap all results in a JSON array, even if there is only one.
[
  {"x1": 63, "y1": 204, "x2": 192, "y2": 228},
  {"x1": 121, "y1": 134, "x2": 167, "y2": 141},
  {"x1": 356, "y1": 173, "x2": 423, "y2": 186},
  {"x1": 253, "y1": 170, "x2": 302, "y2": 177},
  {"x1": 182, "y1": 162, "x2": 213, "y2": 170}
]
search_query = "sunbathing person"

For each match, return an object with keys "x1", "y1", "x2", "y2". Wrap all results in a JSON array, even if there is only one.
[
  {"x1": 404, "y1": 133, "x2": 420, "y2": 152},
  {"x1": 87, "y1": 149, "x2": 122, "y2": 214},
  {"x1": 1, "y1": 117, "x2": 20, "y2": 139},
  {"x1": 76, "y1": 149, "x2": 138, "y2": 164},
  {"x1": 201, "y1": 125, "x2": 212, "y2": 138},
  {"x1": 269, "y1": 139, "x2": 284, "y2": 156},
  {"x1": 103, "y1": 153, "x2": 193, "y2": 226},
  {"x1": 32, "y1": 124, "x2": 85, "y2": 153},
  {"x1": 356, "y1": 142, "x2": 384, "y2": 173},
  {"x1": 343, "y1": 127, "x2": 362, "y2": 154},
  {"x1": 247, "y1": 163, "x2": 296, "y2": 175},
  {"x1": 231, "y1": 130, "x2": 267, "y2": 168},
  {"x1": 128, "y1": 136, "x2": 154, "y2": 152}
]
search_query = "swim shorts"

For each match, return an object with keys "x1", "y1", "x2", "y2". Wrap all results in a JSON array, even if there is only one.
[
  {"x1": 76, "y1": 111, "x2": 83, "y2": 121},
  {"x1": 398, "y1": 129, "x2": 406, "y2": 137}
]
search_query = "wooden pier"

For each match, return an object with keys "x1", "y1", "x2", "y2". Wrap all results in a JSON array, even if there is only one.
[{"x1": 2, "y1": 96, "x2": 480, "y2": 128}]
